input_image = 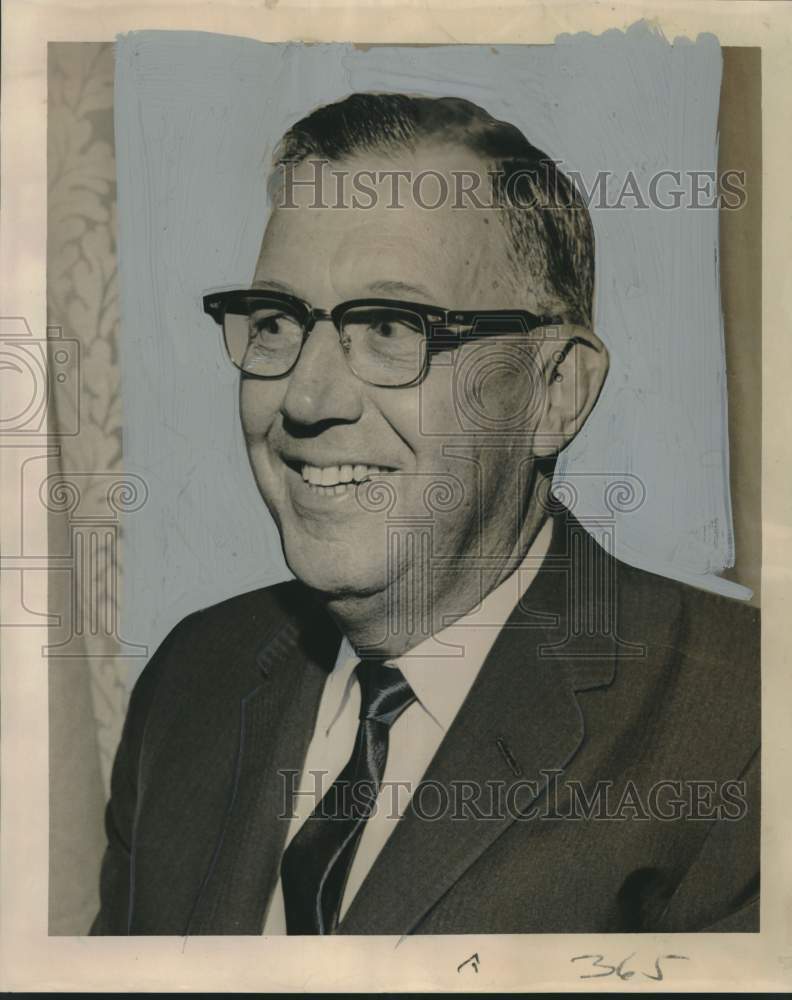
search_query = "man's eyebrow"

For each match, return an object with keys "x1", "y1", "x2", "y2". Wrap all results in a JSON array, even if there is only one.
[
  {"x1": 251, "y1": 278, "x2": 299, "y2": 295},
  {"x1": 250, "y1": 277, "x2": 440, "y2": 302},
  {"x1": 365, "y1": 279, "x2": 437, "y2": 301}
]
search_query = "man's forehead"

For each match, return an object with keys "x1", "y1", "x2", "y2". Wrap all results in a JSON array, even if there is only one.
[
  {"x1": 262, "y1": 190, "x2": 476, "y2": 249},
  {"x1": 265, "y1": 148, "x2": 507, "y2": 244},
  {"x1": 256, "y1": 209, "x2": 515, "y2": 311},
  {"x1": 261, "y1": 148, "x2": 505, "y2": 256},
  {"x1": 272, "y1": 141, "x2": 496, "y2": 206},
  {"x1": 256, "y1": 144, "x2": 530, "y2": 308}
]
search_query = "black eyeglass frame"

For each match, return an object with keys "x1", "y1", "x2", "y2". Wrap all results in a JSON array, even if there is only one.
[{"x1": 202, "y1": 288, "x2": 563, "y2": 388}]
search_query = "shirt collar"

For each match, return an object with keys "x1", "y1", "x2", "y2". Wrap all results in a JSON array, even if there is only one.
[{"x1": 326, "y1": 516, "x2": 554, "y2": 735}]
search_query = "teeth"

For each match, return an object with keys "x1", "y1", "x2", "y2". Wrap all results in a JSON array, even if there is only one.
[{"x1": 297, "y1": 462, "x2": 391, "y2": 487}]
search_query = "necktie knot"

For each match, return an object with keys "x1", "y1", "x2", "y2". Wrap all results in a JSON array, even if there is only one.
[{"x1": 355, "y1": 658, "x2": 415, "y2": 726}]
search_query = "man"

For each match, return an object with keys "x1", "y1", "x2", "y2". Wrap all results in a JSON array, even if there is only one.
[{"x1": 91, "y1": 93, "x2": 759, "y2": 935}]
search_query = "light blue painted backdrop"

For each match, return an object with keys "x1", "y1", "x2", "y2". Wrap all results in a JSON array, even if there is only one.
[{"x1": 114, "y1": 27, "x2": 745, "y2": 676}]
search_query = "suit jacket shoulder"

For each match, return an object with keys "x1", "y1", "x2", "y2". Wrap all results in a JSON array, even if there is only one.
[
  {"x1": 90, "y1": 578, "x2": 332, "y2": 934},
  {"x1": 614, "y1": 558, "x2": 760, "y2": 757}
]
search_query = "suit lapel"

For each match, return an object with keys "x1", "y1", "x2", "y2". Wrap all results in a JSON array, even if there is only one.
[
  {"x1": 339, "y1": 511, "x2": 621, "y2": 935},
  {"x1": 187, "y1": 606, "x2": 341, "y2": 934}
]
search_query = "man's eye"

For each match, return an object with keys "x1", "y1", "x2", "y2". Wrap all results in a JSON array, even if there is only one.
[
  {"x1": 249, "y1": 312, "x2": 292, "y2": 338},
  {"x1": 366, "y1": 314, "x2": 421, "y2": 339}
]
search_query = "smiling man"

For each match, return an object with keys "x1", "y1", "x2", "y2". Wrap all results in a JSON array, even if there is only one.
[
  {"x1": 236, "y1": 127, "x2": 603, "y2": 653},
  {"x1": 91, "y1": 93, "x2": 759, "y2": 936}
]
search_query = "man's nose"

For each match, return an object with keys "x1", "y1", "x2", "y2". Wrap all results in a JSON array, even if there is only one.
[{"x1": 280, "y1": 320, "x2": 364, "y2": 426}]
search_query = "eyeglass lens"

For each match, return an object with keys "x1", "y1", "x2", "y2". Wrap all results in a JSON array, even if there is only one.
[{"x1": 223, "y1": 298, "x2": 427, "y2": 387}]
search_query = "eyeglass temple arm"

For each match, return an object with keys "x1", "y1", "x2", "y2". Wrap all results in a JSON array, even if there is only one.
[{"x1": 426, "y1": 310, "x2": 564, "y2": 351}]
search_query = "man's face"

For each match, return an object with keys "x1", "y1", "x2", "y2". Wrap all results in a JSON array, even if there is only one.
[{"x1": 241, "y1": 146, "x2": 561, "y2": 598}]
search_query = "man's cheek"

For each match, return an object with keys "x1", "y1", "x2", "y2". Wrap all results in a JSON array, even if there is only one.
[
  {"x1": 247, "y1": 442, "x2": 284, "y2": 503},
  {"x1": 240, "y1": 384, "x2": 284, "y2": 433},
  {"x1": 452, "y1": 346, "x2": 544, "y2": 431}
]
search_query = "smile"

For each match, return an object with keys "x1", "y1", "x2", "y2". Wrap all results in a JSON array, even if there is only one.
[{"x1": 284, "y1": 460, "x2": 395, "y2": 497}]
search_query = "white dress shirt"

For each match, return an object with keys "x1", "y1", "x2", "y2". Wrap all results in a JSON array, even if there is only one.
[{"x1": 262, "y1": 516, "x2": 553, "y2": 933}]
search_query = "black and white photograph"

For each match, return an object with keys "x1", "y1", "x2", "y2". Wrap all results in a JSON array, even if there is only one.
[{"x1": 1, "y1": 0, "x2": 789, "y2": 993}]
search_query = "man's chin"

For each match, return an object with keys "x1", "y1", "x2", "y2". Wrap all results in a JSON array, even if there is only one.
[{"x1": 283, "y1": 546, "x2": 384, "y2": 599}]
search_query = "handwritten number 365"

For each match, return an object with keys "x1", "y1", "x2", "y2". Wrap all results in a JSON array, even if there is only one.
[{"x1": 571, "y1": 953, "x2": 689, "y2": 981}]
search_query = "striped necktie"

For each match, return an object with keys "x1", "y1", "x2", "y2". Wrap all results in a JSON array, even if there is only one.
[{"x1": 280, "y1": 658, "x2": 416, "y2": 934}]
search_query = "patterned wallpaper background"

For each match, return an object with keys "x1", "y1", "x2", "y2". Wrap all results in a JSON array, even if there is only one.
[{"x1": 47, "y1": 42, "x2": 129, "y2": 933}]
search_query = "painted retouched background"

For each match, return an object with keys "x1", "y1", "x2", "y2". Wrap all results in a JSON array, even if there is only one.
[{"x1": 113, "y1": 30, "x2": 756, "y2": 681}]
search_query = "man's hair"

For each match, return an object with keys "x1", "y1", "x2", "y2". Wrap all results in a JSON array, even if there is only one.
[{"x1": 271, "y1": 92, "x2": 595, "y2": 327}]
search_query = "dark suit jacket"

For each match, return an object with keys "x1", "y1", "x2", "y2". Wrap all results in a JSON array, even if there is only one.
[{"x1": 90, "y1": 508, "x2": 760, "y2": 935}]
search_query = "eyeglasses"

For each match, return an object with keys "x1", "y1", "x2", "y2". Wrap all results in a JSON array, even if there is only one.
[{"x1": 203, "y1": 288, "x2": 562, "y2": 388}]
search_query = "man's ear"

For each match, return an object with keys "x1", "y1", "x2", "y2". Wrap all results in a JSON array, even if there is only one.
[{"x1": 532, "y1": 325, "x2": 609, "y2": 458}]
